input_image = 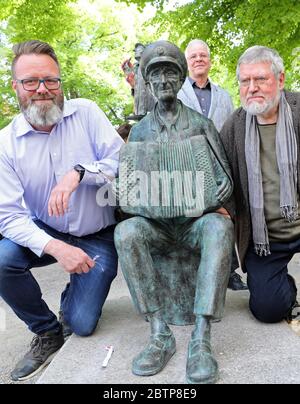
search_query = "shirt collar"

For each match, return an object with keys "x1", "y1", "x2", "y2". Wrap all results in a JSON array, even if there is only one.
[
  {"x1": 188, "y1": 76, "x2": 211, "y2": 90},
  {"x1": 150, "y1": 100, "x2": 189, "y2": 134},
  {"x1": 154, "y1": 103, "x2": 181, "y2": 132},
  {"x1": 14, "y1": 99, "x2": 77, "y2": 138}
]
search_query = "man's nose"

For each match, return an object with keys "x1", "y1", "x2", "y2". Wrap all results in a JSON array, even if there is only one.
[
  {"x1": 160, "y1": 72, "x2": 167, "y2": 83},
  {"x1": 248, "y1": 79, "x2": 258, "y2": 92},
  {"x1": 195, "y1": 54, "x2": 204, "y2": 61},
  {"x1": 36, "y1": 81, "x2": 49, "y2": 94}
]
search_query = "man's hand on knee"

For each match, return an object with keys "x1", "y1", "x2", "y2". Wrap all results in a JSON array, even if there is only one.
[
  {"x1": 43, "y1": 239, "x2": 95, "y2": 274},
  {"x1": 215, "y1": 207, "x2": 231, "y2": 219}
]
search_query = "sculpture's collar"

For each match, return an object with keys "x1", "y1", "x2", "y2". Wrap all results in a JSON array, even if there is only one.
[{"x1": 151, "y1": 101, "x2": 189, "y2": 139}]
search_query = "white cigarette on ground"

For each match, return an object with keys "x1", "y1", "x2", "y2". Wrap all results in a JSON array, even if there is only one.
[{"x1": 102, "y1": 345, "x2": 114, "y2": 368}]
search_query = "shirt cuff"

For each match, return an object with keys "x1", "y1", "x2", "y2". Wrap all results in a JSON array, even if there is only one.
[
  {"x1": 31, "y1": 231, "x2": 54, "y2": 257},
  {"x1": 79, "y1": 164, "x2": 114, "y2": 186}
]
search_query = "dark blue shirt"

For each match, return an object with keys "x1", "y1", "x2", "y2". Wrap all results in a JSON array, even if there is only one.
[{"x1": 188, "y1": 77, "x2": 211, "y2": 118}]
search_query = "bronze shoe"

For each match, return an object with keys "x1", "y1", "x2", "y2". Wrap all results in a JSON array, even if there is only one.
[
  {"x1": 186, "y1": 337, "x2": 218, "y2": 384},
  {"x1": 132, "y1": 332, "x2": 176, "y2": 376}
]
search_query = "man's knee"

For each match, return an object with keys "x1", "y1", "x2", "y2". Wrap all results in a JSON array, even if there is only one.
[
  {"x1": 249, "y1": 297, "x2": 289, "y2": 323},
  {"x1": 0, "y1": 244, "x2": 18, "y2": 290},
  {"x1": 68, "y1": 313, "x2": 100, "y2": 337},
  {"x1": 115, "y1": 218, "x2": 148, "y2": 249},
  {"x1": 199, "y1": 213, "x2": 234, "y2": 244}
]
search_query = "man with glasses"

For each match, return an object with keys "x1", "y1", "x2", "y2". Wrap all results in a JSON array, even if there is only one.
[
  {"x1": 0, "y1": 40, "x2": 123, "y2": 381},
  {"x1": 220, "y1": 46, "x2": 300, "y2": 324},
  {"x1": 178, "y1": 39, "x2": 247, "y2": 291}
]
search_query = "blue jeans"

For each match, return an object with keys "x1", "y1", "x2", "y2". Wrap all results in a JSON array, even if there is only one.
[
  {"x1": 0, "y1": 221, "x2": 118, "y2": 336},
  {"x1": 245, "y1": 239, "x2": 299, "y2": 323}
]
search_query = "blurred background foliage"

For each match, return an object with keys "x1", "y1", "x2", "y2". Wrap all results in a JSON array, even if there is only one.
[{"x1": 0, "y1": 0, "x2": 299, "y2": 129}]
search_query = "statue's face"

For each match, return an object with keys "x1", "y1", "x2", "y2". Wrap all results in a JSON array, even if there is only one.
[{"x1": 148, "y1": 63, "x2": 182, "y2": 102}]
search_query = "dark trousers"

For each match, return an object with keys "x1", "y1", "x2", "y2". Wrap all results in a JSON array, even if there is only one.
[
  {"x1": 245, "y1": 239, "x2": 299, "y2": 323},
  {"x1": 0, "y1": 221, "x2": 117, "y2": 336}
]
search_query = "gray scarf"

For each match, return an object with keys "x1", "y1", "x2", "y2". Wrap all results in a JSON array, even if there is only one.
[{"x1": 245, "y1": 91, "x2": 298, "y2": 256}]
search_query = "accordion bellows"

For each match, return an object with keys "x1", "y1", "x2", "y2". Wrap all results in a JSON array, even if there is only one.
[{"x1": 117, "y1": 135, "x2": 230, "y2": 219}]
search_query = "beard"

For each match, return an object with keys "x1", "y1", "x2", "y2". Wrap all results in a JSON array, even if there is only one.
[
  {"x1": 242, "y1": 90, "x2": 281, "y2": 116},
  {"x1": 18, "y1": 92, "x2": 64, "y2": 128}
]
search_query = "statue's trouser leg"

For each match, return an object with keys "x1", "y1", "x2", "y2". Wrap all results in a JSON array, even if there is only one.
[
  {"x1": 183, "y1": 213, "x2": 234, "y2": 384},
  {"x1": 114, "y1": 217, "x2": 176, "y2": 376},
  {"x1": 114, "y1": 216, "x2": 171, "y2": 315},
  {"x1": 184, "y1": 212, "x2": 234, "y2": 319}
]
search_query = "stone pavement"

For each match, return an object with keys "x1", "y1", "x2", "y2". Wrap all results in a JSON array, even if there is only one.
[
  {"x1": 0, "y1": 258, "x2": 299, "y2": 384},
  {"x1": 38, "y1": 259, "x2": 300, "y2": 385}
]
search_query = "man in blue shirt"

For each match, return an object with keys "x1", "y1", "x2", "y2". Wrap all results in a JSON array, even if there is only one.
[{"x1": 0, "y1": 40, "x2": 123, "y2": 381}]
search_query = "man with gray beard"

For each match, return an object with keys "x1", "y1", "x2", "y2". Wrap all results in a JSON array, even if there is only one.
[
  {"x1": 220, "y1": 46, "x2": 300, "y2": 324},
  {"x1": 0, "y1": 40, "x2": 124, "y2": 381},
  {"x1": 18, "y1": 82, "x2": 64, "y2": 129}
]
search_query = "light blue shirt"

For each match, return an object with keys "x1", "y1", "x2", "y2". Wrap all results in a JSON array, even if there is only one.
[{"x1": 0, "y1": 98, "x2": 124, "y2": 257}]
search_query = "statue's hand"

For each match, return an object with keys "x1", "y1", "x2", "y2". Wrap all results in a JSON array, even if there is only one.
[
  {"x1": 215, "y1": 207, "x2": 231, "y2": 218},
  {"x1": 121, "y1": 59, "x2": 135, "y2": 88},
  {"x1": 126, "y1": 72, "x2": 135, "y2": 88},
  {"x1": 215, "y1": 178, "x2": 231, "y2": 203},
  {"x1": 121, "y1": 58, "x2": 134, "y2": 72}
]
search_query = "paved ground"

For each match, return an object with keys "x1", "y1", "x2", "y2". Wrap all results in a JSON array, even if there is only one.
[
  {"x1": 0, "y1": 257, "x2": 299, "y2": 384},
  {"x1": 37, "y1": 261, "x2": 300, "y2": 385}
]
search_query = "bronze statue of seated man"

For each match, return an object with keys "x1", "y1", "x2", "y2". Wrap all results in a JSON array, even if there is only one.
[{"x1": 114, "y1": 40, "x2": 234, "y2": 384}]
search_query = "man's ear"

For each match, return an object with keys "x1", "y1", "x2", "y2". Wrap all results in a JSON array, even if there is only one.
[
  {"x1": 12, "y1": 80, "x2": 17, "y2": 93},
  {"x1": 279, "y1": 72, "x2": 285, "y2": 90}
]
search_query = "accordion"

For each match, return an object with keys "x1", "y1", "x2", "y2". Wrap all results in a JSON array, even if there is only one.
[{"x1": 116, "y1": 135, "x2": 231, "y2": 219}]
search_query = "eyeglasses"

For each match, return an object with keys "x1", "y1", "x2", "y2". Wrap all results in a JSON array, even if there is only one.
[
  {"x1": 188, "y1": 53, "x2": 209, "y2": 61},
  {"x1": 149, "y1": 66, "x2": 180, "y2": 80},
  {"x1": 239, "y1": 77, "x2": 270, "y2": 88},
  {"x1": 15, "y1": 78, "x2": 61, "y2": 91}
]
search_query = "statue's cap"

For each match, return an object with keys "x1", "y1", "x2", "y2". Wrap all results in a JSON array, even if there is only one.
[{"x1": 140, "y1": 40, "x2": 187, "y2": 81}]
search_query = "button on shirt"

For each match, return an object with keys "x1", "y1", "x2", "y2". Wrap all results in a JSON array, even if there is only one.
[
  {"x1": 188, "y1": 77, "x2": 211, "y2": 118},
  {"x1": 0, "y1": 99, "x2": 124, "y2": 256}
]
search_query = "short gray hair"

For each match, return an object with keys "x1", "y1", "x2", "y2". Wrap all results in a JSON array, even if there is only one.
[
  {"x1": 12, "y1": 40, "x2": 60, "y2": 78},
  {"x1": 185, "y1": 39, "x2": 211, "y2": 59},
  {"x1": 236, "y1": 45, "x2": 284, "y2": 80}
]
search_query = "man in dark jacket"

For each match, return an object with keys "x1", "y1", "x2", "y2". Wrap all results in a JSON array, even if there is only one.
[{"x1": 220, "y1": 45, "x2": 300, "y2": 323}]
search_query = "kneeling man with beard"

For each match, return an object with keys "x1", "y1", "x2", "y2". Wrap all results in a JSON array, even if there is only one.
[
  {"x1": 220, "y1": 46, "x2": 300, "y2": 324},
  {"x1": 0, "y1": 40, "x2": 124, "y2": 381}
]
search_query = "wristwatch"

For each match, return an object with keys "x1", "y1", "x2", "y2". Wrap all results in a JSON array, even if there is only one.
[{"x1": 74, "y1": 164, "x2": 85, "y2": 182}]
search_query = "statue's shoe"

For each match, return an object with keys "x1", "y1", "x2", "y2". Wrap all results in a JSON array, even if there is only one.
[
  {"x1": 186, "y1": 338, "x2": 219, "y2": 384},
  {"x1": 132, "y1": 333, "x2": 176, "y2": 376}
]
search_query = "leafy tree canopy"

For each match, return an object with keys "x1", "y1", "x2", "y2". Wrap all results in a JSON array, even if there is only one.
[
  {"x1": 0, "y1": 0, "x2": 159, "y2": 128},
  {"x1": 1, "y1": 0, "x2": 300, "y2": 128},
  {"x1": 120, "y1": 0, "x2": 300, "y2": 101}
]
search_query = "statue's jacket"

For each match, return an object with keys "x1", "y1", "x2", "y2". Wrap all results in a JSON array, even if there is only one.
[{"x1": 128, "y1": 100, "x2": 233, "y2": 187}]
